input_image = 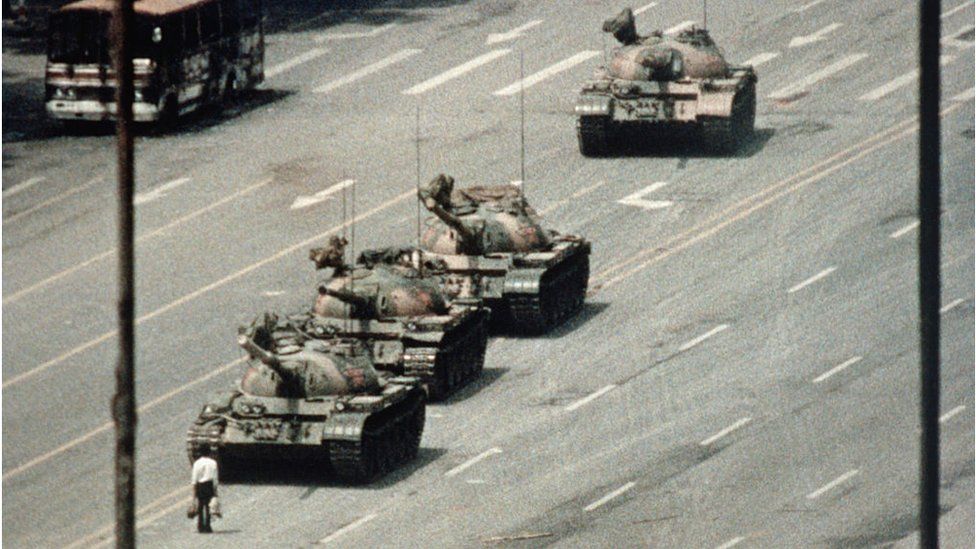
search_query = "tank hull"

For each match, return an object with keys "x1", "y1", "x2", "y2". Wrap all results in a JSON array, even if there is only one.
[
  {"x1": 576, "y1": 65, "x2": 756, "y2": 155},
  {"x1": 186, "y1": 382, "x2": 426, "y2": 483}
]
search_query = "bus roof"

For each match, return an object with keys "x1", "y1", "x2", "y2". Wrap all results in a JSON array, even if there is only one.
[{"x1": 58, "y1": 0, "x2": 215, "y2": 16}]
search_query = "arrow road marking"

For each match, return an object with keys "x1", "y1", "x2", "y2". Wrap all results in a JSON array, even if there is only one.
[
  {"x1": 493, "y1": 51, "x2": 600, "y2": 96},
  {"x1": 291, "y1": 179, "x2": 355, "y2": 210},
  {"x1": 618, "y1": 182, "x2": 674, "y2": 210},
  {"x1": 769, "y1": 54, "x2": 867, "y2": 100},
  {"x1": 265, "y1": 47, "x2": 329, "y2": 78},
  {"x1": 789, "y1": 23, "x2": 842, "y2": 48},
  {"x1": 133, "y1": 177, "x2": 190, "y2": 206},
  {"x1": 314, "y1": 49, "x2": 422, "y2": 94},
  {"x1": 403, "y1": 49, "x2": 511, "y2": 95},
  {"x1": 315, "y1": 22, "x2": 397, "y2": 43},
  {"x1": 859, "y1": 55, "x2": 955, "y2": 101},
  {"x1": 486, "y1": 19, "x2": 543, "y2": 45},
  {"x1": 942, "y1": 25, "x2": 975, "y2": 49}
]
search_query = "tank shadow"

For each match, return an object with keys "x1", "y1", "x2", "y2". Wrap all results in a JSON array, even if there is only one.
[
  {"x1": 435, "y1": 366, "x2": 508, "y2": 405},
  {"x1": 222, "y1": 446, "x2": 447, "y2": 488},
  {"x1": 542, "y1": 302, "x2": 610, "y2": 339},
  {"x1": 602, "y1": 126, "x2": 775, "y2": 159}
]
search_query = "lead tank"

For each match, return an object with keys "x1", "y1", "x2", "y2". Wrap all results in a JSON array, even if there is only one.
[
  {"x1": 575, "y1": 8, "x2": 757, "y2": 155},
  {"x1": 418, "y1": 174, "x2": 590, "y2": 334},
  {"x1": 186, "y1": 314, "x2": 426, "y2": 483},
  {"x1": 307, "y1": 237, "x2": 489, "y2": 400}
]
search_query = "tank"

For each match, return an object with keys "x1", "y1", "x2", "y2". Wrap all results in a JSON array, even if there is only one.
[
  {"x1": 575, "y1": 8, "x2": 757, "y2": 155},
  {"x1": 418, "y1": 174, "x2": 590, "y2": 334},
  {"x1": 306, "y1": 237, "x2": 490, "y2": 400},
  {"x1": 186, "y1": 314, "x2": 426, "y2": 483}
]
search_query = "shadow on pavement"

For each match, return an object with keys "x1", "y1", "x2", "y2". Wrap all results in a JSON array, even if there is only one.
[
  {"x1": 436, "y1": 366, "x2": 508, "y2": 404},
  {"x1": 603, "y1": 127, "x2": 776, "y2": 159}
]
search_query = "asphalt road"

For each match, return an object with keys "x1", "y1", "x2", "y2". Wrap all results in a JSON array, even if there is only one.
[{"x1": 2, "y1": 0, "x2": 974, "y2": 547}]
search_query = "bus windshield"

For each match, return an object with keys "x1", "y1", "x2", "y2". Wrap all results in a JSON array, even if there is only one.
[{"x1": 48, "y1": 10, "x2": 157, "y2": 64}]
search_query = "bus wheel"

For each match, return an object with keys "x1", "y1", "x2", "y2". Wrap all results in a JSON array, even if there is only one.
[{"x1": 156, "y1": 95, "x2": 178, "y2": 133}]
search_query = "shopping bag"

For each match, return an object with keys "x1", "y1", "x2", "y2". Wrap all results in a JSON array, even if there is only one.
[
  {"x1": 209, "y1": 496, "x2": 222, "y2": 518},
  {"x1": 186, "y1": 501, "x2": 197, "y2": 519}
]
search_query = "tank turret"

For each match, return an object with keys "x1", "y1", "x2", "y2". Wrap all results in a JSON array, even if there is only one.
[
  {"x1": 417, "y1": 174, "x2": 591, "y2": 334},
  {"x1": 575, "y1": 7, "x2": 757, "y2": 155}
]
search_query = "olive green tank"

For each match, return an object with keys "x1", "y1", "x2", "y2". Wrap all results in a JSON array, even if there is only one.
[
  {"x1": 306, "y1": 238, "x2": 490, "y2": 400},
  {"x1": 418, "y1": 174, "x2": 590, "y2": 334},
  {"x1": 186, "y1": 314, "x2": 426, "y2": 483},
  {"x1": 576, "y1": 8, "x2": 757, "y2": 155}
]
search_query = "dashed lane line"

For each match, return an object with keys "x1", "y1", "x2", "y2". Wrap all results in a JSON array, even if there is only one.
[
  {"x1": 445, "y1": 448, "x2": 503, "y2": 477},
  {"x1": 939, "y1": 405, "x2": 966, "y2": 423},
  {"x1": 315, "y1": 23, "x2": 396, "y2": 43},
  {"x1": 3, "y1": 178, "x2": 271, "y2": 305},
  {"x1": 940, "y1": 298, "x2": 966, "y2": 314},
  {"x1": 951, "y1": 87, "x2": 975, "y2": 101},
  {"x1": 665, "y1": 20, "x2": 695, "y2": 34},
  {"x1": 768, "y1": 54, "x2": 867, "y2": 100},
  {"x1": 942, "y1": 1, "x2": 974, "y2": 18},
  {"x1": 2, "y1": 175, "x2": 45, "y2": 198},
  {"x1": 634, "y1": 2, "x2": 658, "y2": 16},
  {"x1": 565, "y1": 384, "x2": 617, "y2": 412},
  {"x1": 806, "y1": 469, "x2": 859, "y2": 499},
  {"x1": 314, "y1": 49, "x2": 423, "y2": 94},
  {"x1": 812, "y1": 356, "x2": 863, "y2": 383},
  {"x1": 134, "y1": 176, "x2": 191, "y2": 206},
  {"x1": 2, "y1": 189, "x2": 414, "y2": 390},
  {"x1": 584, "y1": 481, "x2": 636, "y2": 511},
  {"x1": 316, "y1": 514, "x2": 379, "y2": 545},
  {"x1": 3, "y1": 176, "x2": 101, "y2": 225},
  {"x1": 264, "y1": 47, "x2": 329, "y2": 78},
  {"x1": 716, "y1": 537, "x2": 746, "y2": 549},
  {"x1": 64, "y1": 485, "x2": 188, "y2": 549},
  {"x1": 678, "y1": 324, "x2": 728, "y2": 352},
  {"x1": 742, "y1": 52, "x2": 780, "y2": 67},
  {"x1": 403, "y1": 49, "x2": 511, "y2": 95},
  {"x1": 889, "y1": 220, "x2": 920, "y2": 238},
  {"x1": 796, "y1": 0, "x2": 825, "y2": 12},
  {"x1": 858, "y1": 55, "x2": 955, "y2": 101},
  {"x1": 787, "y1": 266, "x2": 837, "y2": 294},
  {"x1": 699, "y1": 417, "x2": 753, "y2": 446},
  {"x1": 493, "y1": 51, "x2": 600, "y2": 96}
]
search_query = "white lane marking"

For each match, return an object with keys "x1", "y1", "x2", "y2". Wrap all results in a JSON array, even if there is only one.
[
  {"x1": 679, "y1": 324, "x2": 729, "y2": 352},
  {"x1": 263, "y1": 290, "x2": 286, "y2": 296},
  {"x1": 265, "y1": 47, "x2": 329, "y2": 78},
  {"x1": 743, "y1": 52, "x2": 780, "y2": 68},
  {"x1": 3, "y1": 176, "x2": 101, "y2": 225},
  {"x1": 634, "y1": 2, "x2": 658, "y2": 16},
  {"x1": 445, "y1": 447, "x2": 503, "y2": 477},
  {"x1": 565, "y1": 384, "x2": 617, "y2": 412},
  {"x1": 788, "y1": 266, "x2": 837, "y2": 294},
  {"x1": 942, "y1": 1, "x2": 974, "y2": 18},
  {"x1": 315, "y1": 22, "x2": 397, "y2": 43},
  {"x1": 466, "y1": 479, "x2": 487, "y2": 484},
  {"x1": 486, "y1": 19, "x2": 544, "y2": 45},
  {"x1": 889, "y1": 220, "x2": 920, "y2": 238},
  {"x1": 940, "y1": 405, "x2": 966, "y2": 423},
  {"x1": 493, "y1": 51, "x2": 600, "y2": 96},
  {"x1": 618, "y1": 182, "x2": 674, "y2": 210},
  {"x1": 859, "y1": 56, "x2": 955, "y2": 101},
  {"x1": 942, "y1": 25, "x2": 975, "y2": 49},
  {"x1": 789, "y1": 22, "x2": 842, "y2": 48},
  {"x1": 314, "y1": 49, "x2": 422, "y2": 94},
  {"x1": 3, "y1": 178, "x2": 270, "y2": 305},
  {"x1": 71, "y1": 485, "x2": 190, "y2": 549},
  {"x1": 768, "y1": 54, "x2": 867, "y2": 100},
  {"x1": 940, "y1": 298, "x2": 966, "y2": 314},
  {"x1": 665, "y1": 20, "x2": 696, "y2": 35},
  {"x1": 403, "y1": 49, "x2": 511, "y2": 95},
  {"x1": 716, "y1": 537, "x2": 746, "y2": 549},
  {"x1": 806, "y1": 469, "x2": 859, "y2": 499},
  {"x1": 584, "y1": 481, "x2": 636, "y2": 511},
  {"x1": 700, "y1": 417, "x2": 753, "y2": 446},
  {"x1": 572, "y1": 180, "x2": 608, "y2": 199},
  {"x1": 291, "y1": 179, "x2": 355, "y2": 210},
  {"x1": 316, "y1": 514, "x2": 378, "y2": 545},
  {"x1": 796, "y1": 0, "x2": 825, "y2": 12},
  {"x1": 952, "y1": 87, "x2": 976, "y2": 101},
  {"x1": 812, "y1": 356, "x2": 863, "y2": 383},
  {"x1": 2, "y1": 176, "x2": 45, "y2": 198},
  {"x1": 133, "y1": 177, "x2": 190, "y2": 206}
]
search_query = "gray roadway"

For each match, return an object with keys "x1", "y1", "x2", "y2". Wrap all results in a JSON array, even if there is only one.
[{"x1": 2, "y1": 0, "x2": 974, "y2": 547}]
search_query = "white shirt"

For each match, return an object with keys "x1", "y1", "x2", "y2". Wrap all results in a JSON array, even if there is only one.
[{"x1": 191, "y1": 456, "x2": 218, "y2": 486}]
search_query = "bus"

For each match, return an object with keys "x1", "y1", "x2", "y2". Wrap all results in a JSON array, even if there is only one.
[{"x1": 45, "y1": 0, "x2": 264, "y2": 125}]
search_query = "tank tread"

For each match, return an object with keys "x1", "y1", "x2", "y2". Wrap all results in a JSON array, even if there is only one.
[
  {"x1": 701, "y1": 82, "x2": 756, "y2": 153},
  {"x1": 185, "y1": 420, "x2": 224, "y2": 464},
  {"x1": 507, "y1": 251, "x2": 590, "y2": 334},
  {"x1": 328, "y1": 394, "x2": 425, "y2": 483},
  {"x1": 402, "y1": 314, "x2": 489, "y2": 400},
  {"x1": 577, "y1": 116, "x2": 612, "y2": 157}
]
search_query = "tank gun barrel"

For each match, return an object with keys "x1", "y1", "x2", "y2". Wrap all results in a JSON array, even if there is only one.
[
  {"x1": 319, "y1": 285, "x2": 373, "y2": 314},
  {"x1": 238, "y1": 334, "x2": 285, "y2": 375}
]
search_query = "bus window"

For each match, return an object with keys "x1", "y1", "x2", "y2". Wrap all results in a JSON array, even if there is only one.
[
  {"x1": 200, "y1": 2, "x2": 219, "y2": 43},
  {"x1": 183, "y1": 9, "x2": 200, "y2": 50},
  {"x1": 219, "y1": 0, "x2": 238, "y2": 36}
]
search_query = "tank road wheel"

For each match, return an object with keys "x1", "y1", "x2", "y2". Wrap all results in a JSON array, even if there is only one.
[
  {"x1": 703, "y1": 83, "x2": 756, "y2": 154},
  {"x1": 577, "y1": 116, "x2": 611, "y2": 157},
  {"x1": 329, "y1": 435, "x2": 379, "y2": 483},
  {"x1": 405, "y1": 399, "x2": 425, "y2": 461}
]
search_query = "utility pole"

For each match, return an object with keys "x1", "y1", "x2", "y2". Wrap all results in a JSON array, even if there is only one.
[
  {"x1": 111, "y1": 0, "x2": 137, "y2": 545},
  {"x1": 917, "y1": 1, "x2": 941, "y2": 547}
]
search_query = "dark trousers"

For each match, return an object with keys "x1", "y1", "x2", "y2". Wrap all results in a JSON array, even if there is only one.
[{"x1": 194, "y1": 481, "x2": 215, "y2": 533}]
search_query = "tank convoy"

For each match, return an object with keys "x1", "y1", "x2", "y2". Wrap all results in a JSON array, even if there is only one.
[
  {"x1": 186, "y1": 314, "x2": 426, "y2": 483},
  {"x1": 307, "y1": 237, "x2": 490, "y2": 400},
  {"x1": 575, "y1": 8, "x2": 757, "y2": 155},
  {"x1": 417, "y1": 174, "x2": 590, "y2": 334}
]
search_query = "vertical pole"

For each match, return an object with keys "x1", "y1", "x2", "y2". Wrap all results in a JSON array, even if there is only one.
[
  {"x1": 111, "y1": 0, "x2": 136, "y2": 546},
  {"x1": 918, "y1": 1, "x2": 941, "y2": 547}
]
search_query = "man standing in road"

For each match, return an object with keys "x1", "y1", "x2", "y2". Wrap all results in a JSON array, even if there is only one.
[{"x1": 190, "y1": 448, "x2": 219, "y2": 533}]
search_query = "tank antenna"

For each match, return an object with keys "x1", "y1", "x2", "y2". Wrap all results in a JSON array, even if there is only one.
[
  {"x1": 415, "y1": 102, "x2": 422, "y2": 250},
  {"x1": 350, "y1": 178, "x2": 356, "y2": 322},
  {"x1": 341, "y1": 177, "x2": 350, "y2": 326},
  {"x1": 519, "y1": 48, "x2": 526, "y2": 195},
  {"x1": 703, "y1": 0, "x2": 708, "y2": 29}
]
